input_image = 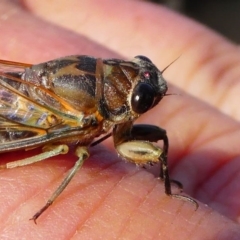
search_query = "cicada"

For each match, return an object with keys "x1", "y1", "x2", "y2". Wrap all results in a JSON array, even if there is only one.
[{"x1": 0, "y1": 55, "x2": 197, "y2": 222}]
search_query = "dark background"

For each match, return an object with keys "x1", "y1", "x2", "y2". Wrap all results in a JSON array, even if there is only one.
[{"x1": 149, "y1": 0, "x2": 240, "y2": 43}]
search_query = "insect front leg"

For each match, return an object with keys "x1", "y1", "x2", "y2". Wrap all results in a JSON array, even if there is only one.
[
  {"x1": 130, "y1": 124, "x2": 182, "y2": 191},
  {"x1": 134, "y1": 125, "x2": 172, "y2": 193},
  {"x1": 113, "y1": 123, "x2": 198, "y2": 209},
  {"x1": 113, "y1": 123, "x2": 172, "y2": 194},
  {"x1": 30, "y1": 146, "x2": 89, "y2": 223}
]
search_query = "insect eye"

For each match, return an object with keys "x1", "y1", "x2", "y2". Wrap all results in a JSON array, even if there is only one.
[{"x1": 131, "y1": 83, "x2": 155, "y2": 114}]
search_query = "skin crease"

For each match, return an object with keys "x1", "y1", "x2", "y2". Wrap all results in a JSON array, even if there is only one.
[{"x1": 0, "y1": 0, "x2": 239, "y2": 239}]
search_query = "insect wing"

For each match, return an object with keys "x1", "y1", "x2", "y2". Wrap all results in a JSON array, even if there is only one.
[{"x1": 0, "y1": 60, "x2": 66, "y2": 151}]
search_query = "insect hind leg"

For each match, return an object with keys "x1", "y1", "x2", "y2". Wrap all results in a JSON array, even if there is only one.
[
  {"x1": 30, "y1": 146, "x2": 89, "y2": 223},
  {"x1": 0, "y1": 144, "x2": 69, "y2": 169}
]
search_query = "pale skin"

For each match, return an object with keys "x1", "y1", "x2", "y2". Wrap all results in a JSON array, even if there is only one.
[{"x1": 0, "y1": 0, "x2": 240, "y2": 239}]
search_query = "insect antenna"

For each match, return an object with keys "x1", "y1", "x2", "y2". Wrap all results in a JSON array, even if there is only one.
[
  {"x1": 164, "y1": 93, "x2": 181, "y2": 97},
  {"x1": 161, "y1": 55, "x2": 181, "y2": 74}
]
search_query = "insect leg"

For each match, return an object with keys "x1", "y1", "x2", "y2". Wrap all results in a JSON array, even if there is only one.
[
  {"x1": 30, "y1": 146, "x2": 89, "y2": 223},
  {"x1": 130, "y1": 124, "x2": 178, "y2": 192},
  {"x1": 0, "y1": 145, "x2": 69, "y2": 169},
  {"x1": 114, "y1": 123, "x2": 198, "y2": 209}
]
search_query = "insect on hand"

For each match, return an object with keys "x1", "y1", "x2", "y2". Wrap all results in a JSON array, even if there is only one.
[{"x1": 0, "y1": 55, "x2": 198, "y2": 223}]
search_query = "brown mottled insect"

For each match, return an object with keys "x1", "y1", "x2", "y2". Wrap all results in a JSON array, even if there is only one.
[{"x1": 0, "y1": 55, "x2": 197, "y2": 222}]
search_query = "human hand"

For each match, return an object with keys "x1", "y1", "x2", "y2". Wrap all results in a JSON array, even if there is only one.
[{"x1": 0, "y1": 0, "x2": 240, "y2": 239}]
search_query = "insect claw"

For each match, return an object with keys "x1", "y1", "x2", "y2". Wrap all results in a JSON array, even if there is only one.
[
  {"x1": 170, "y1": 179, "x2": 183, "y2": 192},
  {"x1": 171, "y1": 194, "x2": 199, "y2": 210},
  {"x1": 29, "y1": 216, "x2": 38, "y2": 225},
  {"x1": 30, "y1": 201, "x2": 52, "y2": 224}
]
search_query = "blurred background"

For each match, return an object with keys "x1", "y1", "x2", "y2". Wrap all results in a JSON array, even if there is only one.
[{"x1": 147, "y1": 0, "x2": 240, "y2": 43}]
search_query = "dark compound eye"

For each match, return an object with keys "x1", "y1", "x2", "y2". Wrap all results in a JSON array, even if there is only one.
[{"x1": 131, "y1": 83, "x2": 155, "y2": 114}]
